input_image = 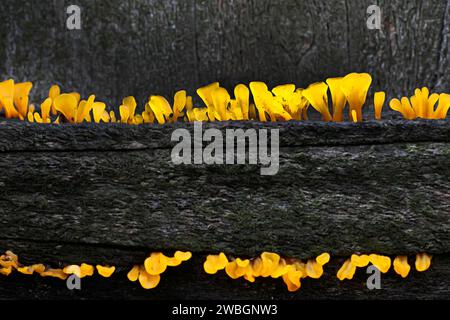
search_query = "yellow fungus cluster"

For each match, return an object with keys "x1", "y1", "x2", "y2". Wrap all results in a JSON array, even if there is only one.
[
  {"x1": 63, "y1": 263, "x2": 95, "y2": 279},
  {"x1": 203, "y1": 252, "x2": 330, "y2": 292},
  {"x1": 1, "y1": 75, "x2": 448, "y2": 125},
  {"x1": 389, "y1": 89, "x2": 450, "y2": 120},
  {"x1": 1, "y1": 250, "x2": 67, "y2": 279},
  {"x1": 127, "y1": 251, "x2": 192, "y2": 289},
  {"x1": 0, "y1": 250, "x2": 435, "y2": 291},
  {"x1": 96, "y1": 265, "x2": 116, "y2": 278},
  {"x1": 0, "y1": 80, "x2": 33, "y2": 120},
  {"x1": 337, "y1": 253, "x2": 432, "y2": 280},
  {"x1": 0, "y1": 250, "x2": 115, "y2": 280}
]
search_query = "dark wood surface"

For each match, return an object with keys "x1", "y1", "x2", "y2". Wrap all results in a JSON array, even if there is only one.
[
  {"x1": 1, "y1": 120, "x2": 449, "y2": 299},
  {"x1": 0, "y1": 0, "x2": 448, "y2": 107},
  {"x1": 1, "y1": 0, "x2": 449, "y2": 299},
  {"x1": 0, "y1": 120, "x2": 449, "y2": 268}
]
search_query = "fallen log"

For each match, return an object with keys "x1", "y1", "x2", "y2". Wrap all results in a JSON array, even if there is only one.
[{"x1": 0, "y1": 120, "x2": 449, "y2": 298}]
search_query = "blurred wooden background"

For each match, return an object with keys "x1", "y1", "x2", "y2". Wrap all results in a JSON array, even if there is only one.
[{"x1": 0, "y1": 0, "x2": 448, "y2": 108}]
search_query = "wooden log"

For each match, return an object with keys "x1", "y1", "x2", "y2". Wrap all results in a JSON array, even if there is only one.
[
  {"x1": 1, "y1": 0, "x2": 448, "y2": 300},
  {"x1": 0, "y1": 120, "x2": 449, "y2": 298},
  {"x1": 0, "y1": 120, "x2": 449, "y2": 266},
  {"x1": 0, "y1": 0, "x2": 448, "y2": 107}
]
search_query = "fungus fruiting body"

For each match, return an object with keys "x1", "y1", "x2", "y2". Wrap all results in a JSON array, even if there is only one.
[
  {"x1": 0, "y1": 250, "x2": 191, "y2": 290},
  {"x1": 0, "y1": 76, "x2": 445, "y2": 295},
  {"x1": 337, "y1": 258, "x2": 356, "y2": 281},
  {"x1": 337, "y1": 253, "x2": 431, "y2": 282},
  {"x1": 203, "y1": 252, "x2": 330, "y2": 292},
  {"x1": 415, "y1": 253, "x2": 432, "y2": 272},
  {"x1": 128, "y1": 251, "x2": 192, "y2": 289},
  {"x1": 204, "y1": 253, "x2": 229, "y2": 274},
  {"x1": 393, "y1": 256, "x2": 411, "y2": 278},
  {"x1": 326, "y1": 77, "x2": 346, "y2": 122},
  {"x1": 374, "y1": 91, "x2": 386, "y2": 120},
  {"x1": 127, "y1": 265, "x2": 140, "y2": 282},
  {"x1": 63, "y1": 263, "x2": 95, "y2": 278},
  {"x1": 303, "y1": 82, "x2": 332, "y2": 122},
  {"x1": 337, "y1": 254, "x2": 391, "y2": 281},
  {"x1": 0, "y1": 251, "x2": 436, "y2": 292},
  {"x1": 340, "y1": 73, "x2": 372, "y2": 122},
  {"x1": 1, "y1": 74, "x2": 448, "y2": 124},
  {"x1": 389, "y1": 90, "x2": 449, "y2": 120},
  {"x1": 96, "y1": 265, "x2": 116, "y2": 278}
]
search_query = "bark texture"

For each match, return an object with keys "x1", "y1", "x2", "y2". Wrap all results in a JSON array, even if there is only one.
[
  {"x1": 0, "y1": 120, "x2": 449, "y2": 264},
  {"x1": 0, "y1": 0, "x2": 448, "y2": 108},
  {"x1": 0, "y1": 120, "x2": 449, "y2": 298}
]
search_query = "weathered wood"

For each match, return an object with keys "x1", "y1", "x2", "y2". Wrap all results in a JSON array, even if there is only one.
[
  {"x1": 0, "y1": 119, "x2": 449, "y2": 152},
  {"x1": 1, "y1": 0, "x2": 448, "y2": 300},
  {"x1": 0, "y1": 120, "x2": 449, "y2": 267},
  {"x1": 0, "y1": 0, "x2": 448, "y2": 108}
]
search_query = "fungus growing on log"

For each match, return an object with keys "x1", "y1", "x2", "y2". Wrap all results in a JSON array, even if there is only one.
[
  {"x1": 127, "y1": 252, "x2": 192, "y2": 289},
  {"x1": 338, "y1": 253, "x2": 433, "y2": 281},
  {"x1": 340, "y1": 73, "x2": 373, "y2": 122},
  {"x1": 0, "y1": 247, "x2": 438, "y2": 294},
  {"x1": 389, "y1": 91, "x2": 450, "y2": 120},
  {"x1": 374, "y1": 91, "x2": 386, "y2": 120},
  {"x1": 203, "y1": 252, "x2": 331, "y2": 292},
  {"x1": 337, "y1": 259, "x2": 357, "y2": 281},
  {"x1": 204, "y1": 253, "x2": 229, "y2": 275},
  {"x1": 0, "y1": 73, "x2": 448, "y2": 124},
  {"x1": 17, "y1": 264, "x2": 45, "y2": 276},
  {"x1": 415, "y1": 253, "x2": 432, "y2": 272},
  {"x1": 338, "y1": 254, "x2": 392, "y2": 281},
  {"x1": 40, "y1": 269, "x2": 69, "y2": 280},
  {"x1": 393, "y1": 256, "x2": 411, "y2": 278},
  {"x1": 13, "y1": 82, "x2": 33, "y2": 119},
  {"x1": 326, "y1": 77, "x2": 346, "y2": 122},
  {"x1": 303, "y1": 82, "x2": 332, "y2": 122},
  {"x1": 127, "y1": 265, "x2": 140, "y2": 282},
  {"x1": 0, "y1": 75, "x2": 447, "y2": 296},
  {"x1": 63, "y1": 263, "x2": 94, "y2": 279},
  {"x1": 96, "y1": 265, "x2": 116, "y2": 278},
  {"x1": 138, "y1": 266, "x2": 160, "y2": 289}
]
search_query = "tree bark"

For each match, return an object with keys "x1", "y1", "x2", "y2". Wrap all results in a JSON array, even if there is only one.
[
  {"x1": 0, "y1": 0, "x2": 448, "y2": 108},
  {"x1": 0, "y1": 120, "x2": 449, "y2": 298},
  {"x1": 0, "y1": 120, "x2": 449, "y2": 263},
  {"x1": 1, "y1": 0, "x2": 449, "y2": 299}
]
